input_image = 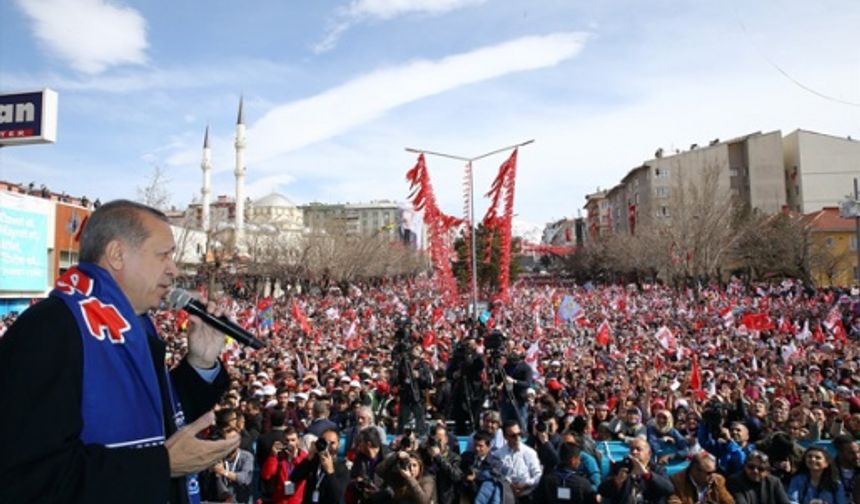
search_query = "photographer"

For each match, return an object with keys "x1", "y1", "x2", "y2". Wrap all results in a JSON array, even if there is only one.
[
  {"x1": 348, "y1": 426, "x2": 390, "y2": 503},
  {"x1": 447, "y1": 336, "x2": 486, "y2": 435},
  {"x1": 528, "y1": 412, "x2": 564, "y2": 471},
  {"x1": 500, "y1": 347, "x2": 534, "y2": 431},
  {"x1": 261, "y1": 427, "x2": 308, "y2": 504},
  {"x1": 698, "y1": 402, "x2": 747, "y2": 475},
  {"x1": 535, "y1": 443, "x2": 597, "y2": 504},
  {"x1": 598, "y1": 437, "x2": 674, "y2": 504},
  {"x1": 375, "y1": 450, "x2": 436, "y2": 504},
  {"x1": 395, "y1": 322, "x2": 433, "y2": 435},
  {"x1": 203, "y1": 426, "x2": 255, "y2": 504},
  {"x1": 424, "y1": 423, "x2": 464, "y2": 504},
  {"x1": 460, "y1": 430, "x2": 506, "y2": 503},
  {"x1": 289, "y1": 428, "x2": 350, "y2": 504}
]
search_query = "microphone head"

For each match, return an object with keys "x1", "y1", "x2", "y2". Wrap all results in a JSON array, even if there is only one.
[{"x1": 167, "y1": 288, "x2": 194, "y2": 310}]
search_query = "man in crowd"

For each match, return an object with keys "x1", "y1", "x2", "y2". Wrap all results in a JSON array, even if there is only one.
[
  {"x1": 425, "y1": 423, "x2": 463, "y2": 504},
  {"x1": 599, "y1": 437, "x2": 674, "y2": 504},
  {"x1": 460, "y1": 430, "x2": 504, "y2": 503},
  {"x1": 494, "y1": 419, "x2": 543, "y2": 503},
  {"x1": 348, "y1": 426, "x2": 388, "y2": 502},
  {"x1": 447, "y1": 335, "x2": 486, "y2": 435},
  {"x1": 396, "y1": 343, "x2": 433, "y2": 434},
  {"x1": 726, "y1": 451, "x2": 791, "y2": 504},
  {"x1": 535, "y1": 443, "x2": 597, "y2": 504},
  {"x1": 667, "y1": 452, "x2": 734, "y2": 504},
  {"x1": 289, "y1": 428, "x2": 349, "y2": 504},
  {"x1": 205, "y1": 426, "x2": 255, "y2": 503},
  {"x1": 261, "y1": 427, "x2": 308, "y2": 504},
  {"x1": 306, "y1": 399, "x2": 338, "y2": 437},
  {"x1": 0, "y1": 200, "x2": 238, "y2": 504}
]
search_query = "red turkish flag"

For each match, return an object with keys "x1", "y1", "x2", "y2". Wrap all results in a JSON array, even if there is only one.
[
  {"x1": 690, "y1": 354, "x2": 702, "y2": 391},
  {"x1": 596, "y1": 320, "x2": 611, "y2": 346},
  {"x1": 291, "y1": 300, "x2": 312, "y2": 335}
]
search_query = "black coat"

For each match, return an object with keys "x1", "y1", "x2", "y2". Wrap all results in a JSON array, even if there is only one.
[
  {"x1": 726, "y1": 471, "x2": 791, "y2": 504},
  {"x1": 0, "y1": 297, "x2": 229, "y2": 504},
  {"x1": 428, "y1": 448, "x2": 463, "y2": 504},
  {"x1": 598, "y1": 462, "x2": 675, "y2": 504},
  {"x1": 536, "y1": 468, "x2": 598, "y2": 504},
  {"x1": 290, "y1": 454, "x2": 350, "y2": 504}
]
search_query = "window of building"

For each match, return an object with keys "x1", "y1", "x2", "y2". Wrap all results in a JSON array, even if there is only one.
[
  {"x1": 729, "y1": 167, "x2": 738, "y2": 177},
  {"x1": 655, "y1": 167, "x2": 670, "y2": 178},
  {"x1": 658, "y1": 206, "x2": 670, "y2": 217},
  {"x1": 851, "y1": 236, "x2": 857, "y2": 251},
  {"x1": 825, "y1": 237, "x2": 834, "y2": 248},
  {"x1": 655, "y1": 186, "x2": 670, "y2": 198}
]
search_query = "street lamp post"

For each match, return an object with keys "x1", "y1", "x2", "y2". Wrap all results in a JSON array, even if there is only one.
[
  {"x1": 405, "y1": 139, "x2": 534, "y2": 319},
  {"x1": 840, "y1": 178, "x2": 860, "y2": 284}
]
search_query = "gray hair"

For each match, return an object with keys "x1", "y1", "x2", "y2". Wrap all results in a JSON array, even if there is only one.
[{"x1": 79, "y1": 199, "x2": 168, "y2": 263}]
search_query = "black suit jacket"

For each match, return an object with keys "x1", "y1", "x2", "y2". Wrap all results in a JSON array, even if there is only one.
[
  {"x1": 290, "y1": 454, "x2": 350, "y2": 504},
  {"x1": 0, "y1": 297, "x2": 229, "y2": 504}
]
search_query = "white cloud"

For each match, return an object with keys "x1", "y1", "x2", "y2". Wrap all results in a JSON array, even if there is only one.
[
  {"x1": 247, "y1": 32, "x2": 588, "y2": 166},
  {"x1": 314, "y1": 0, "x2": 486, "y2": 53},
  {"x1": 15, "y1": 0, "x2": 148, "y2": 74},
  {"x1": 346, "y1": 0, "x2": 487, "y2": 19}
]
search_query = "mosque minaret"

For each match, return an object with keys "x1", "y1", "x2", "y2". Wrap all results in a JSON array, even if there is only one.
[
  {"x1": 200, "y1": 125, "x2": 212, "y2": 233},
  {"x1": 234, "y1": 96, "x2": 247, "y2": 249}
]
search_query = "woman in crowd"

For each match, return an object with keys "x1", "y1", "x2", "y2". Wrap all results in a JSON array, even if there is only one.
[{"x1": 787, "y1": 447, "x2": 847, "y2": 504}]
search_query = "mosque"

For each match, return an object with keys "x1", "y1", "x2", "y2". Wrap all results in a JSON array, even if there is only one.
[{"x1": 185, "y1": 98, "x2": 304, "y2": 260}]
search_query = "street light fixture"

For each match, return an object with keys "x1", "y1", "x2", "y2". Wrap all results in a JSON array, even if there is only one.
[
  {"x1": 838, "y1": 178, "x2": 860, "y2": 283},
  {"x1": 405, "y1": 139, "x2": 534, "y2": 319}
]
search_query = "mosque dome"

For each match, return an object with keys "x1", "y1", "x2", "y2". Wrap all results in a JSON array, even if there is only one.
[{"x1": 254, "y1": 192, "x2": 296, "y2": 208}]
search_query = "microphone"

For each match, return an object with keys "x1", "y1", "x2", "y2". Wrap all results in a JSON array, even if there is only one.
[{"x1": 167, "y1": 288, "x2": 266, "y2": 350}]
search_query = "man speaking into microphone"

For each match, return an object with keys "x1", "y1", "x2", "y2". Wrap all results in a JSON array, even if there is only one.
[{"x1": 0, "y1": 200, "x2": 240, "y2": 504}]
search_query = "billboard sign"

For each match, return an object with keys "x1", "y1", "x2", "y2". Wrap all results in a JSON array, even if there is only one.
[
  {"x1": 0, "y1": 89, "x2": 58, "y2": 145},
  {"x1": 0, "y1": 193, "x2": 50, "y2": 292}
]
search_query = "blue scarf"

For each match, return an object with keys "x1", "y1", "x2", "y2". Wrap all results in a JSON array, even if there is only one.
[{"x1": 51, "y1": 262, "x2": 201, "y2": 503}]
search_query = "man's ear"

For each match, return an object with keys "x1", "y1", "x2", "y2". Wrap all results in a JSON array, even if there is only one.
[{"x1": 102, "y1": 239, "x2": 125, "y2": 271}]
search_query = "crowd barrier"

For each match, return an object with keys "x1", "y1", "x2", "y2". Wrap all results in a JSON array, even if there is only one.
[{"x1": 357, "y1": 435, "x2": 839, "y2": 477}]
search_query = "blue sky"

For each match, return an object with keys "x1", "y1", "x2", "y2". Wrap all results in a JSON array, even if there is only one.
[{"x1": 2, "y1": 0, "x2": 859, "y2": 228}]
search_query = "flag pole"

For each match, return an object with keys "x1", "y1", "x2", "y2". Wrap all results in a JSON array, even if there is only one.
[{"x1": 405, "y1": 139, "x2": 534, "y2": 320}]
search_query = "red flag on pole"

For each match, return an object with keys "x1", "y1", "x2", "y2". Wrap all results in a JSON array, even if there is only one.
[
  {"x1": 596, "y1": 320, "x2": 611, "y2": 346},
  {"x1": 291, "y1": 300, "x2": 312, "y2": 335},
  {"x1": 690, "y1": 354, "x2": 702, "y2": 391}
]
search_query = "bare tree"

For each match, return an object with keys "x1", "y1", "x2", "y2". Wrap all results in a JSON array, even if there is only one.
[
  {"x1": 137, "y1": 164, "x2": 173, "y2": 210},
  {"x1": 649, "y1": 161, "x2": 738, "y2": 285}
]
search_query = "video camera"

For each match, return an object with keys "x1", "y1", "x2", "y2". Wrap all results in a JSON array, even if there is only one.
[
  {"x1": 484, "y1": 329, "x2": 506, "y2": 353},
  {"x1": 702, "y1": 401, "x2": 731, "y2": 437},
  {"x1": 393, "y1": 316, "x2": 413, "y2": 354}
]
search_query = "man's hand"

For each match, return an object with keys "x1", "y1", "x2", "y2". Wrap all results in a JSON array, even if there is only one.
[
  {"x1": 186, "y1": 298, "x2": 227, "y2": 369},
  {"x1": 319, "y1": 449, "x2": 335, "y2": 475},
  {"x1": 614, "y1": 468, "x2": 630, "y2": 487},
  {"x1": 630, "y1": 456, "x2": 649, "y2": 477},
  {"x1": 428, "y1": 445, "x2": 441, "y2": 458},
  {"x1": 166, "y1": 411, "x2": 240, "y2": 477}
]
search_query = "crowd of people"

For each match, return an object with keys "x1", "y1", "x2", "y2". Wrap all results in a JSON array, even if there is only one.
[
  {"x1": 129, "y1": 274, "x2": 860, "y2": 504},
  {"x1": 2, "y1": 199, "x2": 860, "y2": 504}
]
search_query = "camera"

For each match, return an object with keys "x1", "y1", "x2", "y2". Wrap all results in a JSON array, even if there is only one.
[
  {"x1": 616, "y1": 457, "x2": 634, "y2": 472},
  {"x1": 398, "y1": 456, "x2": 412, "y2": 471},
  {"x1": 536, "y1": 420, "x2": 548, "y2": 433},
  {"x1": 703, "y1": 402, "x2": 730, "y2": 437},
  {"x1": 484, "y1": 329, "x2": 505, "y2": 352},
  {"x1": 398, "y1": 429, "x2": 415, "y2": 451},
  {"x1": 315, "y1": 437, "x2": 329, "y2": 453}
]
